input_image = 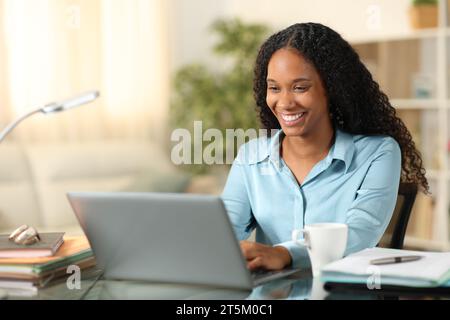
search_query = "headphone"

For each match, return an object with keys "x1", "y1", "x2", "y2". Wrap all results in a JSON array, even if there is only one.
[{"x1": 8, "y1": 225, "x2": 41, "y2": 245}]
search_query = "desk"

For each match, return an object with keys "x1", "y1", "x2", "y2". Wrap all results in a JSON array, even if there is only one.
[{"x1": 2, "y1": 267, "x2": 448, "y2": 300}]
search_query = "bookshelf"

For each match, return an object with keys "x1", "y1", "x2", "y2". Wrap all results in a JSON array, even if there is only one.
[{"x1": 350, "y1": 0, "x2": 450, "y2": 251}]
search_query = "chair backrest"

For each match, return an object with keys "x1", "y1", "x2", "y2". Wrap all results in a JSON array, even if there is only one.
[{"x1": 378, "y1": 183, "x2": 418, "y2": 249}]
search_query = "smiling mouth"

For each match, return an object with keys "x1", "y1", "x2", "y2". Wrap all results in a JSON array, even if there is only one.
[{"x1": 280, "y1": 112, "x2": 306, "y2": 124}]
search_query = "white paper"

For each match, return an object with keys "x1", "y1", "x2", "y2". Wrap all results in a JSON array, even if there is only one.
[{"x1": 321, "y1": 247, "x2": 450, "y2": 282}]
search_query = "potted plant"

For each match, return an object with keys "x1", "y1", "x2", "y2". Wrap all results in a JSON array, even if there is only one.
[
  {"x1": 170, "y1": 18, "x2": 269, "y2": 174},
  {"x1": 409, "y1": 0, "x2": 438, "y2": 29}
]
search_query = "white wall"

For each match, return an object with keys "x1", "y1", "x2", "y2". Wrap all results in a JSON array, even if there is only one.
[
  {"x1": 226, "y1": 0, "x2": 412, "y2": 41},
  {"x1": 168, "y1": 0, "x2": 412, "y2": 71},
  {"x1": 168, "y1": 0, "x2": 233, "y2": 71}
]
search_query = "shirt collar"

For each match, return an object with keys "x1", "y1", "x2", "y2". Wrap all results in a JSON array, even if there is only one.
[
  {"x1": 328, "y1": 129, "x2": 355, "y2": 173},
  {"x1": 268, "y1": 130, "x2": 284, "y2": 170},
  {"x1": 268, "y1": 128, "x2": 355, "y2": 173}
]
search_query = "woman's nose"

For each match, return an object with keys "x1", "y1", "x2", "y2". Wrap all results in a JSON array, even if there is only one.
[{"x1": 277, "y1": 90, "x2": 295, "y2": 108}]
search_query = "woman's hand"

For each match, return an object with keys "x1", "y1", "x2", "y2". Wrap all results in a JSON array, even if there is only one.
[{"x1": 240, "y1": 240, "x2": 292, "y2": 271}]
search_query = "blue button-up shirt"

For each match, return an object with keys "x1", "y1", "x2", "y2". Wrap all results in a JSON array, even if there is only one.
[{"x1": 221, "y1": 129, "x2": 401, "y2": 269}]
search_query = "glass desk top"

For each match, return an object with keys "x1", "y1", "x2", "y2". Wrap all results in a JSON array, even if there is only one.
[{"x1": 1, "y1": 267, "x2": 448, "y2": 300}]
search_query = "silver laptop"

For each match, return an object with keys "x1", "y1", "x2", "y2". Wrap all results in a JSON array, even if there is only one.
[{"x1": 67, "y1": 192, "x2": 300, "y2": 290}]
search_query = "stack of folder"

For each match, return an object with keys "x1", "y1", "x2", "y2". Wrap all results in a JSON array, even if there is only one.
[{"x1": 0, "y1": 236, "x2": 95, "y2": 296}]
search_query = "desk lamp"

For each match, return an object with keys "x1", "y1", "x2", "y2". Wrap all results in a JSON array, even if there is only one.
[{"x1": 1, "y1": 90, "x2": 100, "y2": 244}]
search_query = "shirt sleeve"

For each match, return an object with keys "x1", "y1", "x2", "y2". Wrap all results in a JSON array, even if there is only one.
[
  {"x1": 274, "y1": 241, "x2": 312, "y2": 270},
  {"x1": 221, "y1": 161, "x2": 255, "y2": 241},
  {"x1": 344, "y1": 137, "x2": 402, "y2": 255},
  {"x1": 222, "y1": 161, "x2": 311, "y2": 270}
]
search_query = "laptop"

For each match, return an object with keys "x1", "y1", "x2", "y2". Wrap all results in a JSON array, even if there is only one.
[{"x1": 67, "y1": 192, "x2": 300, "y2": 290}]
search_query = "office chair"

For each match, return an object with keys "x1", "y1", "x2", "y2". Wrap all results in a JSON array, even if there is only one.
[{"x1": 378, "y1": 183, "x2": 418, "y2": 249}]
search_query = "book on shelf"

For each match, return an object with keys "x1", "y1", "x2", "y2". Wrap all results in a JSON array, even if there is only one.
[
  {"x1": 321, "y1": 247, "x2": 450, "y2": 289},
  {"x1": 0, "y1": 232, "x2": 65, "y2": 258},
  {"x1": 0, "y1": 236, "x2": 96, "y2": 294}
]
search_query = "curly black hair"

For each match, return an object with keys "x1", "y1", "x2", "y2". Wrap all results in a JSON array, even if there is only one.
[{"x1": 254, "y1": 22, "x2": 429, "y2": 192}]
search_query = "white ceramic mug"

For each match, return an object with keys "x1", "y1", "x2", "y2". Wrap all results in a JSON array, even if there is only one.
[{"x1": 292, "y1": 223, "x2": 348, "y2": 277}]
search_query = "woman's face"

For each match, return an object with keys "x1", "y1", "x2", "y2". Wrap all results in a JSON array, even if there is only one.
[{"x1": 266, "y1": 48, "x2": 331, "y2": 138}]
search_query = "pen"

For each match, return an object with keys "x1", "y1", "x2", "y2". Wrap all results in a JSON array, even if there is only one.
[{"x1": 370, "y1": 255, "x2": 423, "y2": 265}]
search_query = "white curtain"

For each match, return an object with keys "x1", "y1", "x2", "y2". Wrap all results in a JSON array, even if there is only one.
[{"x1": 0, "y1": 0, "x2": 169, "y2": 143}]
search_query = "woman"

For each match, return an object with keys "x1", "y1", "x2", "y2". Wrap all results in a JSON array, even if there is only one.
[{"x1": 221, "y1": 23, "x2": 428, "y2": 271}]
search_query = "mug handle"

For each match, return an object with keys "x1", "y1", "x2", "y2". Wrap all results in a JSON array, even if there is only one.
[{"x1": 292, "y1": 229, "x2": 311, "y2": 250}]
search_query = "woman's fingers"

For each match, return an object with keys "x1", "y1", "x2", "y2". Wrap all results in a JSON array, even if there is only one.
[
  {"x1": 239, "y1": 240, "x2": 261, "y2": 260},
  {"x1": 247, "y1": 256, "x2": 264, "y2": 271},
  {"x1": 240, "y1": 241, "x2": 292, "y2": 271},
  {"x1": 241, "y1": 241, "x2": 276, "y2": 270}
]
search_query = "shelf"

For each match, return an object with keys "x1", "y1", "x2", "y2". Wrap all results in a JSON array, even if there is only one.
[
  {"x1": 350, "y1": 6, "x2": 450, "y2": 251},
  {"x1": 389, "y1": 99, "x2": 450, "y2": 109},
  {"x1": 404, "y1": 236, "x2": 450, "y2": 251},
  {"x1": 350, "y1": 27, "x2": 444, "y2": 45},
  {"x1": 425, "y1": 170, "x2": 450, "y2": 180},
  {"x1": 391, "y1": 99, "x2": 441, "y2": 109},
  {"x1": 426, "y1": 169, "x2": 440, "y2": 180},
  {"x1": 351, "y1": 26, "x2": 450, "y2": 46}
]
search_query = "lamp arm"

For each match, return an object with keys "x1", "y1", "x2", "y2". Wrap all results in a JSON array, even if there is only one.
[
  {"x1": 0, "y1": 108, "x2": 42, "y2": 143},
  {"x1": 0, "y1": 91, "x2": 99, "y2": 144}
]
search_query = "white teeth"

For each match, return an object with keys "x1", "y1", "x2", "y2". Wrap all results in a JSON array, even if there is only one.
[{"x1": 281, "y1": 113, "x2": 305, "y2": 122}]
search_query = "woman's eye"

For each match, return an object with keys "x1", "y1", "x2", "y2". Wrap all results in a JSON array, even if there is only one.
[
  {"x1": 268, "y1": 86, "x2": 279, "y2": 91},
  {"x1": 294, "y1": 86, "x2": 308, "y2": 92}
]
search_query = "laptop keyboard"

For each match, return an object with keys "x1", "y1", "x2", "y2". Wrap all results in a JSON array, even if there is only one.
[
  {"x1": 250, "y1": 268, "x2": 301, "y2": 286},
  {"x1": 251, "y1": 269, "x2": 284, "y2": 280}
]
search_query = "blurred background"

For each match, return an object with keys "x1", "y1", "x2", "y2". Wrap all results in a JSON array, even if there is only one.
[{"x1": 0, "y1": 0, "x2": 449, "y2": 252}]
